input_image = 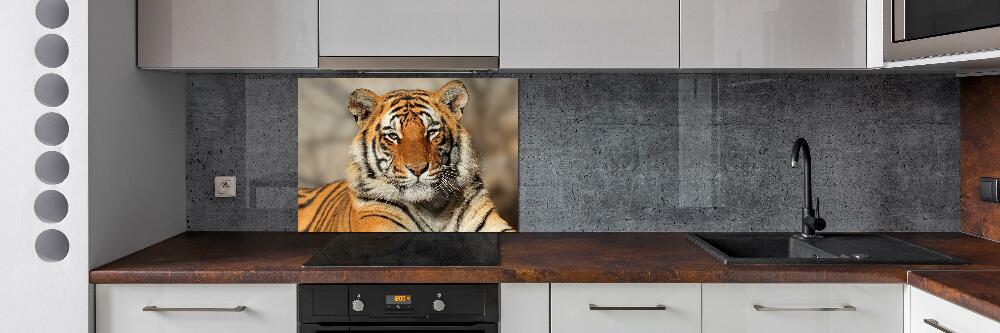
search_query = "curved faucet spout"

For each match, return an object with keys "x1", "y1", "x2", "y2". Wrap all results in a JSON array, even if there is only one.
[
  {"x1": 791, "y1": 138, "x2": 810, "y2": 168},
  {"x1": 791, "y1": 138, "x2": 813, "y2": 211},
  {"x1": 791, "y1": 138, "x2": 824, "y2": 237}
]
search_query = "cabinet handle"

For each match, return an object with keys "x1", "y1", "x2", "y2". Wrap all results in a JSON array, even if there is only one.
[
  {"x1": 923, "y1": 319, "x2": 955, "y2": 333},
  {"x1": 589, "y1": 304, "x2": 667, "y2": 311},
  {"x1": 753, "y1": 304, "x2": 856, "y2": 312},
  {"x1": 142, "y1": 306, "x2": 247, "y2": 312}
]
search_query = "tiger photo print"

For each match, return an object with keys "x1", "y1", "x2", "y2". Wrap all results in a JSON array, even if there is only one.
[{"x1": 297, "y1": 80, "x2": 515, "y2": 232}]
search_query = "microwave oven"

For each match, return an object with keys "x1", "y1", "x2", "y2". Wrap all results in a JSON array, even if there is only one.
[{"x1": 884, "y1": 0, "x2": 1000, "y2": 62}]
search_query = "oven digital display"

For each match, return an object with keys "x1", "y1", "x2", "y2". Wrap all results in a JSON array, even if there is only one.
[{"x1": 386, "y1": 295, "x2": 412, "y2": 304}]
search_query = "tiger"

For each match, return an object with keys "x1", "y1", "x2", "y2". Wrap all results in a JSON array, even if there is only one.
[{"x1": 298, "y1": 80, "x2": 515, "y2": 232}]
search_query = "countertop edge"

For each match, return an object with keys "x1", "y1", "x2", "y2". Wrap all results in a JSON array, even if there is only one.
[{"x1": 907, "y1": 270, "x2": 1000, "y2": 323}]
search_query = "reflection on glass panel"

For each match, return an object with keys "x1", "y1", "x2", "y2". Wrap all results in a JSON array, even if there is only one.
[{"x1": 905, "y1": 0, "x2": 1000, "y2": 40}]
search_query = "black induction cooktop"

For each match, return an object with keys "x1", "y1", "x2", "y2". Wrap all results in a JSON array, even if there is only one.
[{"x1": 303, "y1": 233, "x2": 500, "y2": 267}]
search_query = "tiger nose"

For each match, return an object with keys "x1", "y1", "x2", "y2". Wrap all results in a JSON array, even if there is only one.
[{"x1": 406, "y1": 162, "x2": 429, "y2": 176}]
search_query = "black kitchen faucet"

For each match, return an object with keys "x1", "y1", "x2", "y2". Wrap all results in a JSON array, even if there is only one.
[{"x1": 791, "y1": 138, "x2": 826, "y2": 238}]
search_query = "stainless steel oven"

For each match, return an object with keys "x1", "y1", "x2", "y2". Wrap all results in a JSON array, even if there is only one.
[
  {"x1": 299, "y1": 284, "x2": 499, "y2": 333},
  {"x1": 884, "y1": 0, "x2": 1000, "y2": 61}
]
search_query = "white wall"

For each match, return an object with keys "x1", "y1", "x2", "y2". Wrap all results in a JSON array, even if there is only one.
[
  {"x1": 0, "y1": 0, "x2": 185, "y2": 331},
  {"x1": 88, "y1": 0, "x2": 186, "y2": 270},
  {"x1": 0, "y1": 0, "x2": 90, "y2": 331}
]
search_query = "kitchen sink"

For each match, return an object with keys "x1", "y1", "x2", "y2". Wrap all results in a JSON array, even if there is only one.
[{"x1": 687, "y1": 233, "x2": 966, "y2": 265}]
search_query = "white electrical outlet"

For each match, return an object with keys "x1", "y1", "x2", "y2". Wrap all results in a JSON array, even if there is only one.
[{"x1": 214, "y1": 176, "x2": 236, "y2": 198}]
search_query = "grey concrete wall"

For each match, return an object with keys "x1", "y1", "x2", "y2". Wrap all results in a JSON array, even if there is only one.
[{"x1": 186, "y1": 73, "x2": 960, "y2": 232}]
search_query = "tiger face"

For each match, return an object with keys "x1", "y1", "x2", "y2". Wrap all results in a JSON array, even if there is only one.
[{"x1": 345, "y1": 80, "x2": 479, "y2": 205}]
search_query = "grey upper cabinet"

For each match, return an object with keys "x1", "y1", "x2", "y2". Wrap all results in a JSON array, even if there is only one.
[
  {"x1": 318, "y1": 0, "x2": 499, "y2": 57},
  {"x1": 501, "y1": 0, "x2": 680, "y2": 69},
  {"x1": 680, "y1": 0, "x2": 871, "y2": 69},
  {"x1": 138, "y1": 0, "x2": 318, "y2": 69},
  {"x1": 132, "y1": 0, "x2": 879, "y2": 70}
]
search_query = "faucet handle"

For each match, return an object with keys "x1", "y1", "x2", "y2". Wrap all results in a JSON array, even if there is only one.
[
  {"x1": 815, "y1": 196, "x2": 820, "y2": 218},
  {"x1": 811, "y1": 216, "x2": 827, "y2": 232}
]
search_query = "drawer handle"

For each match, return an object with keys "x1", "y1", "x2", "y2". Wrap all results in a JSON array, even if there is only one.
[
  {"x1": 923, "y1": 319, "x2": 956, "y2": 333},
  {"x1": 142, "y1": 306, "x2": 247, "y2": 312},
  {"x1": 753, "y1": 304, "x2": 856, "y2": 312},
  {"x1": 589, "y1": 304, "x2": 667, "y2": 311}
]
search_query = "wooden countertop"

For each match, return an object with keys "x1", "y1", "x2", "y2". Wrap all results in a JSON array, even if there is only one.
[
  {"x1": 91, "y1": 232, "x2": 1000, "y2": 284},
  {"x1": 90, "y1": 232, "x2": 1000, "y2": 321},
  {"x1": 908, "y1": 270, "x2": 1000, "y2": 322}
]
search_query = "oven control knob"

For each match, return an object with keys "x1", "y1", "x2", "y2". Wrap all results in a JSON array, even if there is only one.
[
  {"x1": 351, "y1": 299, "x2": 365, "y2": 312},
  {"x1": 432, "y1": 299, "x2": 446, "y2": 312}
]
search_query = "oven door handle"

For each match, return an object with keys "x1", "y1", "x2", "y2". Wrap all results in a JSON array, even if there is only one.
[
  {"x1": 299, "y1": 326, "x2": 349, "y2": 333},
  {"x1": 347, "y1": 323, "x2": 497, "y2": 332}
]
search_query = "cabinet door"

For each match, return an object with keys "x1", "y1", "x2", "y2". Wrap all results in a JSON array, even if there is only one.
[
  {"x1": 501, "y1": 0, "x2": 680, "y2": 69},
  {"x1": 910, "y1": 287, "x2": 1000, "y2": 333},
  {"x1": 96, "y1": 284, "x2": 297, "y2": 333},
  {"x1": 319, "y1": 0, "x2": 499, "y2": 57},
  {"x1": 138, "y1": 0, "x2": 318, "y2": 68},
  {"x1": 680, "y1": 0, "x2": 867, "y2": 68},
  {"x1": 551, "y1": 283, "x2": 700, "y2": 333},
  {"x1": 702, "y1": 283, "x2": 903, "y2": 333},
  {"x1": 500, "y1": 283, "x2": 548, "y2": 333}
]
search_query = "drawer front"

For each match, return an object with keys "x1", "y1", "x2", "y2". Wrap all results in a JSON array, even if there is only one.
[
  {"x1": 319, "y1": 0, "x2": 499, "y2": 57},
  {"x1": 703, "y1": 283, "x2": 903, "y2": 333},
  {"x1": 910, "y1": 287, "x2": 1000, "y2": 333},
  {"x1": 96, "y1": 284, "x2": 296, "y2": 333},
  {"x1": 551, "y1": 283, "x2": 701, "y2": 333}
]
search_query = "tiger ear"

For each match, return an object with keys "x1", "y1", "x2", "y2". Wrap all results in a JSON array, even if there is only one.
[
  {"x1": 436, "y1": 80, "x2": 468, "y2": 119},
  {"x1": 348, "y1": 88, "x2": 380, "y2": 125}
]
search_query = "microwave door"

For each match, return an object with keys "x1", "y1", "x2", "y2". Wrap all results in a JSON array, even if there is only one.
[
  {"x1": 885, "y1": 0, "x2": 1000, "y2": 61},
  {"x1": 896, "y1": 0, "x2": 1000, "y2": 42}
]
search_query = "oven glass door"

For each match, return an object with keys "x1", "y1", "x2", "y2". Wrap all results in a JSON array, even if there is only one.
[
  {"x1": 300, "y1": 324, "x2": 497, "y2": 333},
  {"x1": 899, "y1": 0, "x2": 1000, "y2": 41}
]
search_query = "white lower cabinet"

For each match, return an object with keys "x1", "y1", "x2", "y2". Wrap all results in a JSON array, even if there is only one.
[
  {"x1": 551, "y1": 283, "x2": 701, "y2": 333},
  {"x1": 910, "y1": 286, "x2": 1000, "y2": 333},
  {"x1": 96, "y1": 284, "x2": 297, "y2": 333},
  {"x1": 95, "y1": 282, "x2": 999, "y2": 333},
  {"x1": 500, "y1": 283, "x2": 549, "y2": 333},
  {"x1": 702, "y1": 283, "x2": 904, "y2": 333}
]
